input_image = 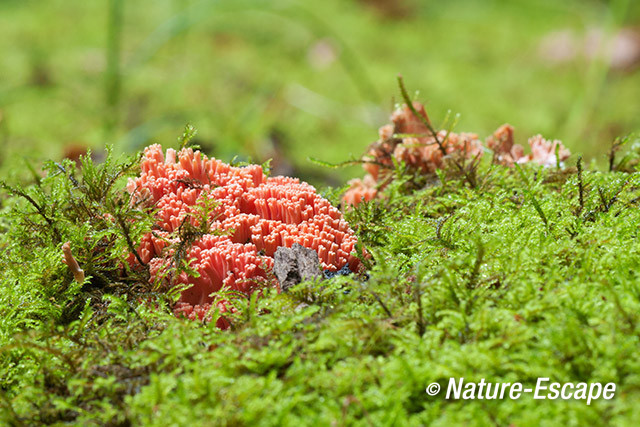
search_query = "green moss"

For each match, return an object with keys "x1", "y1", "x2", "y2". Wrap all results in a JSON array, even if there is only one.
[{"x1": 0, "y1": 137, "x2": 638, "y2": 425}]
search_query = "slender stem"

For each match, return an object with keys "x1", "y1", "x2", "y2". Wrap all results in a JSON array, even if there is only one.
[
  {"x1": 397, "y1": 75, "x2": 477, "y2": 188},
  {"x1": 414, "y1": 281, "x2": 425, "y2": 337},
  {"x1": 397, "y1": 75, "x2": 445, "y2": 155},
  {"x1": 105, "y1": 0, "x2": 124, "y2": 140},
  {"x1": 561, "y1": 0, "x2": 630, "y2": 143},
  {"x1": 577, "y1": 156, "x2": 584, "y2": 214}
]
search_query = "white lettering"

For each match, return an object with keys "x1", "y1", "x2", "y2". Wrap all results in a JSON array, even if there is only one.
[
  {"x1": 462, "y1": 383, "x2": 476, "y2": 399},
  {"x1": 446, "y1": 378, "x2": 464, "y2": 399},
  {"x1": 574, "y1": 383, "x2": 588, "y2": 400},
  {"x1": 499, "y1": 383, "x2": 511, "y2": 399},
  {"x1": 439, "y1": 379, "x2": 616, "y2": 403},
  {"x1": 534, "y1": 378, "x2": 549, "y2": 399},
  {"x1": 509, "y1": 383, "x2": 523, "y2": 399},
  {"x1": 603, "y1": 383, "x2": 616, "y2": 400},
  {"x1": 477, "y1": 379, "x2": 487, "y2": 399},
  {"x1": 548, "y1": 382, "x2": 560, "y2": 400},
  {"x1": 586, "y1": 383, "x2": 602, "y2": 405},
  {"x1": 561, "y1": 383, "x2": 574, "y2": 399}
]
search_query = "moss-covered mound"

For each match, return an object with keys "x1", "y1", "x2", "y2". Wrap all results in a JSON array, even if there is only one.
[{"x1": 1, "y1": 138, "x2": 640, "y2": 425}]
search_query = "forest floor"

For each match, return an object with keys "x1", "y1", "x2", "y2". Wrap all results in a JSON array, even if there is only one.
[{"x1": 1, "y1": 121, "x2": 639, "y2": 425}]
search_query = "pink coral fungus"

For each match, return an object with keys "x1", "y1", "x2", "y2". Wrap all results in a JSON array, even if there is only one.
[
  {"x1": 343, "y1": 102, "x2": 484, "y2": 206},
  {"x1": 487, "y1": 125, "x2": 571, "y2": 167},
  {"x1": 128, "y1": 145, "x2": 361, "y2": 325},
  {"x1": 344, "y1": 102, "x2": 572, "y2": 206},
  {"x1": 362, "y1": 102, "x2": 482, "y2": 179}
]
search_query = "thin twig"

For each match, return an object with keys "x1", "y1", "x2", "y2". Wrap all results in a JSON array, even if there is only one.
[
  {"x1": 414, "y1": 281, "x2": 425, "y2": 337},
  {"x1": 396, "y1": 75, "x2": 477, "y2": 188},
  {"x1": 369, "y1": 289, "x2": 393, "y2": 318},
  {"x1": 397, "y1": 75, "x2": 445, "y2": 154},
  {"x1": 577, "y1": 156, "x2": 584, "y2": 215},
  {"x1": 0, "y1": 182, "x2": 62, "y2": 242},
  {"x1": 114, "y1": 212, "x2": 146, "y2": 267}
]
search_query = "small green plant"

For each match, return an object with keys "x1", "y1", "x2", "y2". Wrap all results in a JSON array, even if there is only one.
[{"x1": 0, "y1": 148, "x2": 155, "y2": 340}]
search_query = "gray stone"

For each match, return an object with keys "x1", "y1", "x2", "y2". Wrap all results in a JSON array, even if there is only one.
[{"x1": 273, "y1": 243, "x2": 322, "y2": 291}]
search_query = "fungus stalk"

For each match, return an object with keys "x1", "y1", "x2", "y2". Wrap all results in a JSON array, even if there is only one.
[{"x1": 62, "y1": 241, "x2": 85, "y2": 284}]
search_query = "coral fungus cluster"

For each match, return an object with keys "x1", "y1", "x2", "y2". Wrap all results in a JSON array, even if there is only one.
[
  {"x1": 486, "y1": 124, "x2": 571, "y2": 168},
  {"x1": 128, "y1": 144, "x2": 361, "y2": 325},
  {"x1": 343, "y1": 102, "x2": 571, "y2": 206}
]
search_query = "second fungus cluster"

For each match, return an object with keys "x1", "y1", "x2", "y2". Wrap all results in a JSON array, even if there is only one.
[{"x1": 343, "y1": 102, "x2": 571, "y2": 206}]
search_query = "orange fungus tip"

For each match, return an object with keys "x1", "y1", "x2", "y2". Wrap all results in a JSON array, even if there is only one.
[{"x1": 62, "y1": 241, "x2": 85, "y2": 284}]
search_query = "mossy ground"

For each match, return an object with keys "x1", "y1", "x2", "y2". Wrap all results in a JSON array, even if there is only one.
[{"x1": 1, "y1": 134, "x2": 640, "y2": 426}]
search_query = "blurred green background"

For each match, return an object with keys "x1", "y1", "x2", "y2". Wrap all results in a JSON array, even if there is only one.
[{"x1": 0, "y1": 0, "x2": 639, "y2": 185}]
